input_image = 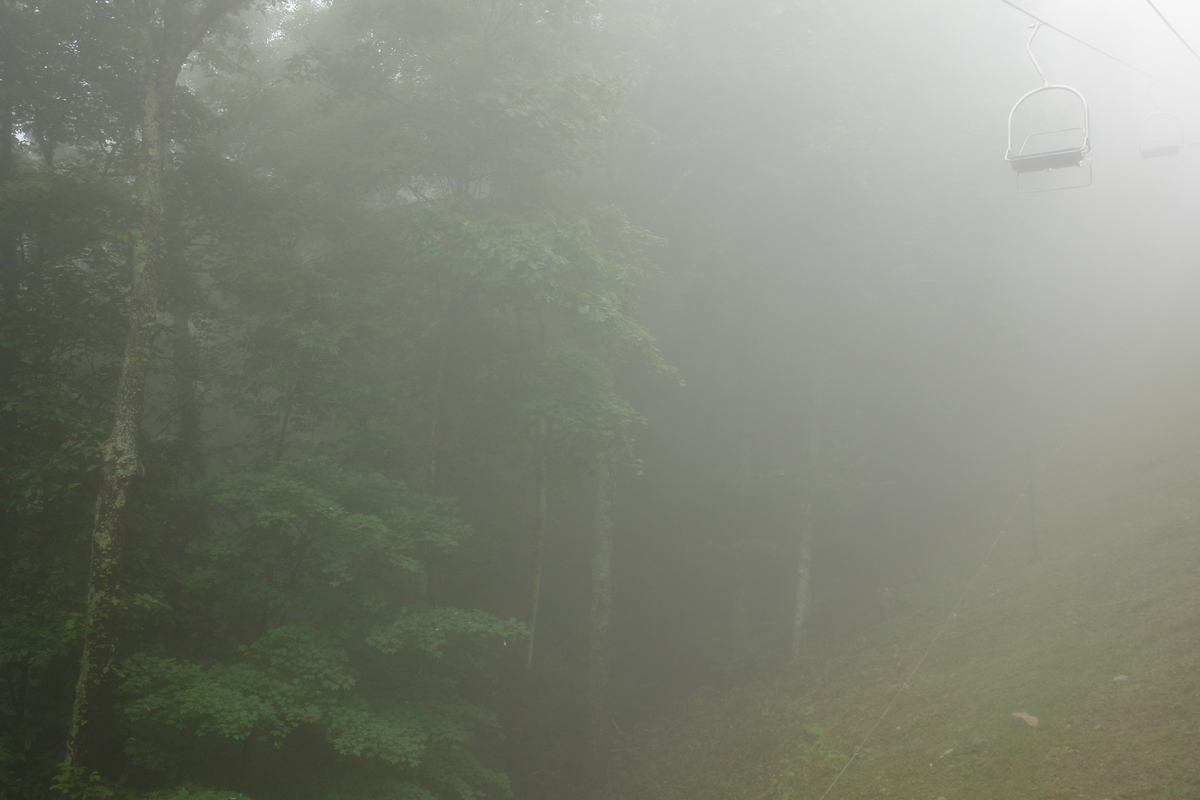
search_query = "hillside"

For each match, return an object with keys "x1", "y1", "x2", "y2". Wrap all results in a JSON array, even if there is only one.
[{"x1": 601, "y1": 372, "x2": 1200, "y2": 800}]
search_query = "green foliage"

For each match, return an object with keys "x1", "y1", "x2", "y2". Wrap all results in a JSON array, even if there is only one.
[
  {"x1": 526, "y1": 346, "x2": 647, "y2": 476},
  {"x1": 0, "y1": 168, "x2": 129, "y2": 507},
  {"x1": 124, "y1": 626, "x2": 354, "y2": 742},
  {"x1": 49, "y1": 765, "x2": 120, "y2": 800},
  {"x1": 3, "y1": 1, "x2": 668, "y2": 798},
  {"x1": 117, "y1": 457, "x2": 521, "y2": 800},
  {"x1": 367, "y1": 608, "x2": 525, "y2": 657},
  {"x1": 190, "y1": 459, "x2": 470, "y2": 598},
  {"x1": 307, "y1": 0, "x2": 625, "y2": 196},
  {"x1": 135, "y1": 786, "x2": 251, "y2": 800}
]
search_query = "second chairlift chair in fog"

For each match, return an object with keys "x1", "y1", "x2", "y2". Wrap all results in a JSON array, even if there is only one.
[
  {"x1": 1005, "y1": 23, "x2": 1091, "y2": 192},
  {"x1": 1138, "y1": 111, "x2": 1184, "y2": 167}
]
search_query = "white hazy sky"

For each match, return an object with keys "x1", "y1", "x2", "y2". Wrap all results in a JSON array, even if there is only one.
[{"x1": 1003, "y1": 0, "x2": 1200, "y2": 94}]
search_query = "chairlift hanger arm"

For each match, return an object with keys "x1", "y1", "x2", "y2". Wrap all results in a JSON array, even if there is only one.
[{"x1": 1026, "y1": 23, "x2": 1048, "y2": 87}]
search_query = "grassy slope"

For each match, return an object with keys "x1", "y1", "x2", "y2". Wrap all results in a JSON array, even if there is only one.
[{"x1": 603, "y1": 373, "x2": 1200, "y2": 800}]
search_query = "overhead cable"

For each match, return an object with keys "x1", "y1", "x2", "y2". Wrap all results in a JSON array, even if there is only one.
[
  {"x1": 998, "y1": 0, "x2": 1179, "y2": 87},
  {"x1": 1144, "y1": 0, "x2": 1200, "y2": 67}
]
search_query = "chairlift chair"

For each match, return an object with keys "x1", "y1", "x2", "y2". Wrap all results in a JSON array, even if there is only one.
[
  {"x1": 1004, "y1": 24, "x2": 1091, "y2": 192},
  {"x1": 1139, "y1": 112, "x2": 1183, "y2": 165}
]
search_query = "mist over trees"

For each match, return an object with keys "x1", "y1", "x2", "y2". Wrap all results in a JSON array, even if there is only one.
[{"x1": 3, "y1": 1, "x2": 1200, "y2": 799}]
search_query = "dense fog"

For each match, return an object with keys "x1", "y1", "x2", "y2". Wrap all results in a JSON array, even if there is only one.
[{"x1": 3, "y1": 1, "x2": 1199, "y2": 798}]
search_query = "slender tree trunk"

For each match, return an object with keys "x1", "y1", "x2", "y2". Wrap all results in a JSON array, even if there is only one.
[
  {"x1": 274, "y1": 387, "x2": 296, "y2": 462},
  {"x1": 1028, "y1": 477, "x2": 1039, "y2": 562},
  {"x1": 790, "y1": 500, "x2": 814, "y2": 664},
  {"x1": 0, "y1": 46, "x2": 30, "y2": 756},
  {"x1": 526, "y1": 417, "x2": 548, "y2": 668},
  {"x1": 0, "y1": 78, "x2": 12, "y2": 188},
  {"x1": 790, "y1": 352, "x2": 826, "y2": 665},
  {"x1": 584, "y1": 454, "x2": 615, "y2": 793},
  {"x1": 0, "y1": 0, "x2": 20, "y2": 402},
  {"x1": 732, "y1": 364, "x2": 756, "y2": 643},
  {"x1": 424, "y1": 297, "x2": 457, "y2": 493},
  {"x1": 174, "y1": 313, "x2": 204, "y2": 480},
  {"x1": 732, "y1": 298, "x2": 761, "y2": 642}
]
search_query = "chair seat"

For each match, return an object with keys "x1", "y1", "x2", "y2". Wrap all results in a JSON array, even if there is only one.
[
  {"x1": 1007, "y1": 147, "x2": 1085, "y2": 172},
  {"x1": 1140, "y1": 143, "x2": 1181, "y2": 159}
]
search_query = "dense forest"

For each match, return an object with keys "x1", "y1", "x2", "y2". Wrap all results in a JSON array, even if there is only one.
[{"x1": 3, "y1": 1, "x2": 1199, "y2": 799}]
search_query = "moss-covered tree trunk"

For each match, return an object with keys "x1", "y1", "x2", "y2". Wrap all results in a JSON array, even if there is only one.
[
  {"x1": 62, "y1": 38, "x2": 170, "y2": 783},
  {"x1": 62, "y1": 0, "x2": 243, "y2": 782}
]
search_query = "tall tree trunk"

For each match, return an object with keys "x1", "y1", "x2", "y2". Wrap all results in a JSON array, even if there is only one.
[
  {"x1": 790, "y1": 352, "x2": 826, "y2": 665},
  {"x1": 0, "y1": 0, "x2": 20, "y2": 406},
  {"x1": 0, "y1": 26, "x2": 35, "y2": 787},
  {"x1": 62, "y1": 0, "x2": 241, "y2": 782},
  {"x1": 0, "y1": 52, "x2": 12, "y2": 188},
  {"x1": 584, "y1": 454, "x2": 615, "y2": 793},
  {"x1": 526, "y1": 417, "x2": 548, "y2": 668},
  {"x1": 63, "y1": 38, "x2": 170, "y2": 782}
]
